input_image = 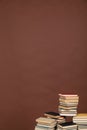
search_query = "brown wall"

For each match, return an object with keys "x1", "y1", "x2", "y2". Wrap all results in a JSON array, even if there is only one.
[{"x1": 0, "y1": 0, "x2": 87, "y2": 130}]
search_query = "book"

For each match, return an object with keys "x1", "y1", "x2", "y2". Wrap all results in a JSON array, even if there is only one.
[
  {"x1": 59, "y1": 102, "x2": 78, "y2": 107},
  {"x1": 73, "y1": 113, "x2": 87, "y2": 119},
  {"x1": 58, "y1": 122, "x2": 77, "y2": 128},
  {"x1": 78, "y1": 124, "x2": 87, "y2": 130},
  {"x1": 59, "y1": 109, "x2": 77, "y2": 112},
  {"x1": 36, "y1": 117, "x2": 56, "y2": 125},
  {"x1": 59, "y1": 105, "x2": 77, "y2": 110},
  {"x1": 59, "y1": 94, "x2": 79, "y2": 100},
  {"x1": 59, "y1": 98, "x2": 79, "y2": 103},
  {"x1": 35, "y1": 125, "x2": 54, "y2": 130},
  {"x1": 60, "y1": 113, "x2": 77, "y2": 116},
  {"x1": 44, "y1": 112, "x2": 60, "y2": 119},
  {"x1": 37, "y1": 123, "x2": 56, "y2": 128}
]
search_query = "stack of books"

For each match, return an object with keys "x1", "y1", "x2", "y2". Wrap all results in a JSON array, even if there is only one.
[
  {"x1": 57, "y1": 121, "x2": 77, "y2": 130},
  {"x1": 44, "y1": 111, "x2": 66, "y2": 124},
  {"x1": 73, "y1": 113, "x2": 87, "y2": 130},
  {"x1": 35, "y1": 117, "x2": 57, "y2": 130},
  {"x1": 34, "y1": 93, "x2": 81, "y2": 130},
  {"x1": 58, "y1": 94, "x2": 79, "y2": 116}
]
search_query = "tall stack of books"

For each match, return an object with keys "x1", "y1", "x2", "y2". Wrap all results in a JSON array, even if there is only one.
[
  {"x1": 58, "y1": 94, "x2": 79, "y2": 116},
  {"x1": 35, "y1": 117, "x2": 57, "y2": 130},
  {"x1": 73, "y1": 113, "x2": 87, "y2": 130},
  {"x1": 44, "y1": 112, "x2": 66, "y2": 124},
  {"x1": 57, "y1": 121, "x2": 77, "y2": 130}
]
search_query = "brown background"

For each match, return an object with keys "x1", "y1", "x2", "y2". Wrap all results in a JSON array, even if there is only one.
[{"x1": 0, "y1": 0, "x2": 87, "y2": 130}]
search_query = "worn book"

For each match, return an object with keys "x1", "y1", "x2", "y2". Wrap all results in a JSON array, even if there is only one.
[
  {"x1": 59, "y1": 98, "x2": 79, "y2": 103},
  {"x1": 58, "y1": 121, "x2": 77, "y2": 128},
  {"x1": 73, "y1": 113, "x2": 87, "y2": 119},
  {"x1": 60, "y1": 113, "x2": 77, "y2": 116},
  {"x1": 44, "y1": 112, "x2": 60, "y2": 119},
  {"x1": 59, "y1": 105, "x2": 77, "y2": 110},
  {"x1": 36, "y1": 117, "x2": 56, "y2": 125},
  {"x1": 37, "y1": 123, "x2": 56, "y2": 128},
  {"x1": 35, "y1": 125, "x2": 54, "y2": 130},
  {"x1": 59, "y1": 94, "x2": 79, "y2": 100},
  {"x1": 59, "y1": 102, "x2": 78, "y2": 107}
]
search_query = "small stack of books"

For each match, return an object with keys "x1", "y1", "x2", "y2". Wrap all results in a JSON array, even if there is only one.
[
  {"x1": 73, "y1": 113, "x2": 87, "y2": 130},
  {"x1": 58, "y1": 94, "x2": 79, "y2": 116},
  {"x1": 57, "y1": 121, "x2": 77, "y2": 130},
  {"x1": 44, "y1": 111, "x2": 66, "y2": 124},
  {"x1": 35, "y1": 117, "x2": 57, "y2": 130}
]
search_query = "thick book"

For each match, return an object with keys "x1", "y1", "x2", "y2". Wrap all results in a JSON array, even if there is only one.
[
  {"x1": 36, "y1": 117, "x2": 56, "y2": 124},
  {"x1": 35, "y1": 126, "x2": 54, "y2": 130},
  {"x1": 60, "y1": 113, "x2": 77, "y2": 116},
  {"x1": 59, "y1": 98, "x2": 79, "y2": 103},
  {"x1": 59, "y1": 109, "x2": 77, "y2": 112},
  {"x1": 73, "y1": 113, "x2": 87, "y2": 119},
  {"x1": 58, "y1": 122, "x2": 77, "y2": 128},
  {"x1": 78, "y1": 124, "x2": 87, "y2": 129},
  {"x1": 59, "y1": 105, "x2": 77, "y2": 110},
  {"x1": 59, "y1": 94, "x2": 79, "y2": 100},
  {"x1": 59, "y1": 102, "x2": 78, "y2": 107},
  {"x1": 37, "y1": 123, "x2": 56, "y2": 128},
  {"x1": 44, "y1": 112, "x2": 60, "y2": 119}
]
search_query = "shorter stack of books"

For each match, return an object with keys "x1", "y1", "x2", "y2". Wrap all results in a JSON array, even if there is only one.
[
  {"x1": 57, "y1": 122, "x2": 77, "y2": 130},
  {"x1": 44, "y1": 112, "x2": 66, "y2": 124},
  {"x1": 35, "y1": 117, "x2": 57, "y2": 130},
  {"x1": 58, "y1": 94, "x2": 79, "y2": 116},
  {"x1": 73, "y1": 113, "x2": 87, "y2": 130}
]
